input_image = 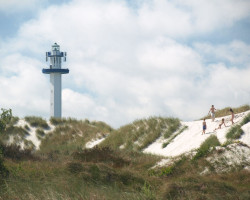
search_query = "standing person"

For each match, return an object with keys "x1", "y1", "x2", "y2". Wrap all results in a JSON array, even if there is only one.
[
  {"x1": 229, "y1": 108, "x2": 234, "y2": 124},
  {"x1": 202, "y1": 119, "x2": 206, "y2": 135},
  {"x1": 208, "y1": 105, "x2": 216, "y2": 122}
]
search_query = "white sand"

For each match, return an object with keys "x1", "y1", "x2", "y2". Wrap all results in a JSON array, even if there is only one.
[
  {"x1": 144, "y1": 111, "x2": 250, "y2": 157},
  {"x1": 240, "y1": 122, "x2": 250, "y2": 146},
  {"x1": 15, "y1": 119, "x2": 55, "y2": 150},
  {"x1": 206, "y1": 143, "x2": 250, "y2": 173},
  {"x1": 16, "y1": 119, "x2": 41, "y2": 149},
  {"x1": 85, "y1": 137, "x2": 105, "y2": 148}
]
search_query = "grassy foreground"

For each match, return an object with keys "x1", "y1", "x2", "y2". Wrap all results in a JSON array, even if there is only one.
[{"x1": 1, "y1": 144, "x2": 250, "y2": 200}]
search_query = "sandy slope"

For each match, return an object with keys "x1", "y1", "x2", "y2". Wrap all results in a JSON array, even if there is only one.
[
  {"x1": 15, "y1": 119, "x2": 55, "y2": 149},
  {"x1": 144, "y1": 111, "x2": 250, "y2": 157}
]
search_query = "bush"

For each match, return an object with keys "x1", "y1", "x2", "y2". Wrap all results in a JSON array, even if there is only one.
[
  {"x1": 193, "y1": 135, "x2": 220, "y2": 161},
  {"x1": 0, "y1": 108, "x2": 12, "y2": 133}
]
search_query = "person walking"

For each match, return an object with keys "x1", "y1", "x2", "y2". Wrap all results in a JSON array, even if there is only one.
[
  {"x1": 202, "y1": 119, "x2": 206, "y2": 135},
  {"x1": 229, "y1": 108, "x2": 234, "y2": 124},
  {"x1": 208, "y1": 105, "x2": 216, "y2": 122}
]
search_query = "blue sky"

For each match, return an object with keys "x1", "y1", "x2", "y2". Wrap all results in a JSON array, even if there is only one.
[{"x1": 0, "y1": 0, "x2": 250, "y2": 128}]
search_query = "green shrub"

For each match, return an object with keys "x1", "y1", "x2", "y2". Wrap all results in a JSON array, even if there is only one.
[
  {"x1": 193, "y1": 135, "x2": 220, "y2": 161},
  {"x1": 226, "y1": 125, "x2": 244, "y2": 140},
  {"x1": 0, "y1": 108, "x2": 12, "y2": 133}
]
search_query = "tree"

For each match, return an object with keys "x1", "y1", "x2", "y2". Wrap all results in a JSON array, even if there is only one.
[
  {"x1": 0, "y1": 108, "x2": 12, "y2": 178},
  {"x1": 0, "y1": 108, "x2": 12, "y2": 133}
]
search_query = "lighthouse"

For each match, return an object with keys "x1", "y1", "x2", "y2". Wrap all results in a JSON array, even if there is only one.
[{"x1": 42, "y1": 43, "x2": 69, "y2": 118}]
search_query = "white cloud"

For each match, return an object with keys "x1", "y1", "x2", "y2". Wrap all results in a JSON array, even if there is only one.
[
  {"x1": 194, "y1": 40, "x2": 250, "y2": 65},
  {"x1": 178, "y1": 0, "x2": 250, "y2": 33},
  {"x1": 0, "y1": 54, "x2": 49, "y2": 117},
  {"x1": 0, "y1": 0, "x2": 250, "y2": 127}
]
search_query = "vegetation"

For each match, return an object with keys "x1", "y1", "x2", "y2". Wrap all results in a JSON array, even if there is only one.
[
  {"x1": 36, "y1": 128, "x2": 45, "y2": 139},
  {"x1": 163, "y1": 118, "x2": 181, "y2": 139},
  {"x1": 39, "y1": 118, "x2": 112, "y2": 155},
  {"x1": 192, "y1": 135, "x2": 220, "y2": 161},
  {"x1": 240, "y1": 113, "x2": 250, "y2": 126},
  {"x1": 0, "y1": 108, "x2": 12, "y2": 179},
  {"x1": 226, "y1": 113, "x2": 250, "y2": 140},
  {"x1": 202, "y1": 104, "x2": 250, "y2": 119},
  {"x1": 101, "y1": 117, "x2": 180, "y2": 151},
  {"x1": 49, "y1": 117, "x2": 68, "y2": 125},
  {"x1": 0, "y1": 109, "x2": 12, "y2": 133},
  {"x1": 1, "y1": 107, "x2": 250, "y2": 199},
  {"x1": 24, "y1": 116, "x2": 49, "y2": 129},
  {"x1": 226, "y1": 125, "x2": 244, "y2": 140}
]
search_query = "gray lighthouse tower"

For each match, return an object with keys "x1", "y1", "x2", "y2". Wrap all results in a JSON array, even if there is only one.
[{"x1": 42, "y1": 43, "x2": 69, "y2": 118}]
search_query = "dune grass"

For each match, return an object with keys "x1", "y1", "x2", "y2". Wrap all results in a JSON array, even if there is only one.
[
  {"x1": 24, "y1": 116, "x2": 49, "y2": 129},
  {"x1": 226, "y1": 113, "x2": 250, "y2": 140},
  {"x1": 192, "y1": 135, "x2": 220, "y2": 161},
  {"x1": 100, "y1": 117, "x2": 181, "y2": 151},
  {"x1": 202, "y1": 104, "x2": 250, "y2": 120},
  {"x1": 1, "y1": 146, "x2": 162, "y2": 200},
  {"x1": 39, "y1": 119, "x2": 112, "y2": 156},
  {"x1": 2, "y1": 144, "x2": 249, "y2": 200}
]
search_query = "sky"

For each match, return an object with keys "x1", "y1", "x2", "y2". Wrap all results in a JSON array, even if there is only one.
[{"x1": 0, "y1": 0, "x2": 250, "y2": 128}]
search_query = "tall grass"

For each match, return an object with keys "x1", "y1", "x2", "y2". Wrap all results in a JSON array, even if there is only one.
[{"x1": 1, "y1": 146, "x2": 161, "y2": 200}]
